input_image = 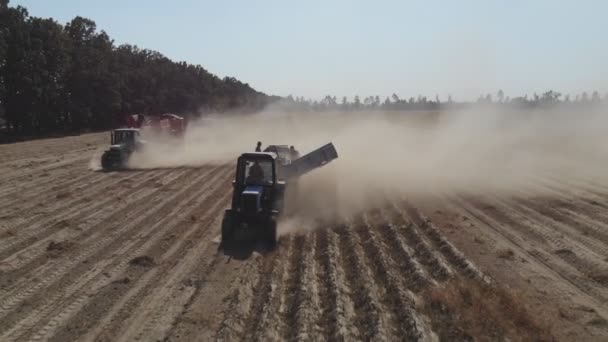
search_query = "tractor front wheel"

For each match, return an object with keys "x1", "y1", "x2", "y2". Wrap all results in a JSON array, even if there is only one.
[
  {"x1": 221, "y1": 211, "x2": 235, "y2": 247},
  {"x1": 101, "y1": 152, "x2": 112, "y2": 170}
]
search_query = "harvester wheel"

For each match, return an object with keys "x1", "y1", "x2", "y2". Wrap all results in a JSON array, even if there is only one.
[{"x1": 221, "y1": 211, "x2": 234, "y2": 246}]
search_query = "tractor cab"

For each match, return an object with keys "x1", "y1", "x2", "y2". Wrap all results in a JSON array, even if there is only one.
[
  {"x1": 101, "y1": 128, "x2": 144, "y2": 170},
  {"x1": 222, "y1": 152, "x2": 285, "y2": 247},
  {"x1": 110, "y1": 128, "x2": 141, "y2": 150},
  {"x1": 232, "y1": 153, "x2": 285, "y2": 217},
  {"x1": 221, "y1": 143, "x2": 338, "y2": 248}
]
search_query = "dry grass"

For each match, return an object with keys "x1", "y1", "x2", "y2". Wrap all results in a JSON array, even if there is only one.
[{"x1": 420, "y1": 277, "x2": 554, "y2": 342}]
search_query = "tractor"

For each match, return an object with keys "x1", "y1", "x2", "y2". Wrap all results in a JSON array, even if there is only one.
[
  {"x1": 221, "y1": 143, "x2": 338, "y2": 248},
  {"x1": 100, "y1": 128, "x2": 145, "y2": 170}
]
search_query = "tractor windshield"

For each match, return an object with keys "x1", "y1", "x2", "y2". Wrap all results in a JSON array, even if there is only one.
[{"x1": 244, "y1": 159, "x2": 273, "y2": 185}]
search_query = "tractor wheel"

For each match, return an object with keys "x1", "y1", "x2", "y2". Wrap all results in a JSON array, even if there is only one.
[
  {"x1": 267, "y1": 219, "x2": 278, "y2": 249},
  {"x1": 101, "y1": 152, "x2": 112, "y2": 170},
  {"x1": 221, "y1": 212, "x2": 234, "y2": 246}
]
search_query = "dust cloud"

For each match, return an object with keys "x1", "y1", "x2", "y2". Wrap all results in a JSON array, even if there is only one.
[{"x1": 126, "y1": 106, "x2": 608, "y2": 221}]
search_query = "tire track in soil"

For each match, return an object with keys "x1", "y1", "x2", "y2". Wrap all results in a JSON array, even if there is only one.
[
  {"x1": 0, "y1": 133, "x2": 105, "y2": 162},
  {"x1": 314, "y1": 227, "x2": 358, "y2": 341},
  {"x1": 95, "y1": 192, "x2": 232, "y2": 342},
  {"x1": 0, "y1": 168, "x2": 181, "y2": 280},
  {"x1": 0, "y1": 167, "x2": 215, "y2": 326},
  {"x1": 384, "y1": 204, "x2": 452, "y2": 281},
  {"x1": 57, "y1": 187, "x2": 232, "y2": 342},
  {"x1": 557, "y1": 207, "x2": 608, "y2": 246},
  {"x1": 449, "y1": 194, "x2": 608, "y2": 317},
  {"x1": 0, "y1": 149, "x2": 91, "y2": 167},
  {"x1": 356, "y1": 214, "x2": 426, "y2": 340},
  {"x1": 547, "y1": 168, "x2": 608, "y2": 194},
  {"x1": 0, "y1": 168, "x2": 190, "y2": 325},
  {"x1": 475, "y1": 195, "x2": 608, "y2": 288},
  {"x1": 491, "y1": 176, "x2": 608, "y2": 254},
  {"x1": 533, "y1": 170, "x2": 608, "y2": 204},
  {"x1": 530, "y1": 175, "x2": 608, "y2": 214},
  {"x1": 516, "y1": 178, "x2": 608, "y2": 245},
  {"x1": 0, "y1": 168, "x2": 176, "y2": 271},
  {"x1": 1, "y1": 166, "x2": 231, "y2": 341},
  {"x1": 214, "y1": 258, "x2": 262, "y2": 341},
  {"x1": 334, "y1": 222, "x2": 389, "y2": 341},
  {"x1": 0, "y1": 155, "x2": 89, "y2": 184},
  {"x1": 526, "y1": 173, "x2": 608, "y2": 210},
  {"x1": 0, "y1": 167, "x2": 162, "y2": 252},
  {"x1": 0, "y1": 164, "x2": 95, "y2": 205},
  {"x1": 0, "y1": 166, "x2": 154, "y2": 227},
  {"x1": 0, "y1": 161, "x2": 104, "y2": 203},
  {"x1": 513, "y1": 197, "x2": 608, "y2": 257}
]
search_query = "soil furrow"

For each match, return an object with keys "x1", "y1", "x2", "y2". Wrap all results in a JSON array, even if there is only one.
[
  {"x1": 400, "y1": 202, "x2": 485, "y2": 279},
  {"x1": 385, "y1": 205, "x2": 452, "y2": 280},
  {"x1": 64, "y1": 192, "x2": 231, "y2": 342},
  {"x1": 451, "y1": 195, "x2": 608, "y2": 316},
  {"x1": 508, "y1": 196, "x2": 608, "y2": 257},
  {"x1": 356, "y1": 214, "x2": 427, "y2": 340},
  {"x1": 213, "y1": 259, "x2": 263, "y2": 342},
  {"x1": 241, "y1": 237, "x2": 291, "y2": 342},
  {"x1": 0, "y1": 168, "x2": 176, "y2": 276},
  {"x1": 0, "y1": 168, "x2": 174, "y2": 268},
  {"x1": 486, "y1": 197, "x2": 608, "y2": 288},
  {"x1": 515, "y1": 178, "x2": 608, "y2": 243},
  {"x1": 0, "y1": 167, "x2": 167, "y2": 255},
  {"x1": 1, "y1": 166, "x2": 230, "y2": 341},
  {"x1": 373, "y1": 209, "x2": 434, "y2": 291},
  {"x1": 0, "y1": 164, "x2": 95, "y2": 205},
  {"x1": 282, "y1": 233, "x2": 323, "y2": 341},
  {"x1": 0, "y1": 166, "x2": 159, "y2": 226},
  {"x1": 0, "y1": 167, "x2": 217, "y2": 330},
  {"x1": 334, "y1": 223, "x2": 388, "y2": 341},
  {"x1": 0, "y1": 155, "x2": 89, "y2": 184},
  {"x1": 314, "y1": 227, "x2": 358, "y2": 340}
]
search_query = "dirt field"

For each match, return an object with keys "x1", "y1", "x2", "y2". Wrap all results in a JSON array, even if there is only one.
[{"x1": 1, "y1": 132, "x2": 607, "y2": 341}]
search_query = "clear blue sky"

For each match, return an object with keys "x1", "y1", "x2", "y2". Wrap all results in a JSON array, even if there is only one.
[{"x1": 11, "y1": 0, "x2": 608, "y2": 100}]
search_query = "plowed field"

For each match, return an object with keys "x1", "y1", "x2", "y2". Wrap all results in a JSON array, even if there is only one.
[{"x1": 1, "y1": 132, "x2": 607, "y2": 341}]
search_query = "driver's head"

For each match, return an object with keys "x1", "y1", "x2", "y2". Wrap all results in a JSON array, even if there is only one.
[{"x1": 257, "y1": 141, "x2": 261, "y2": 146}]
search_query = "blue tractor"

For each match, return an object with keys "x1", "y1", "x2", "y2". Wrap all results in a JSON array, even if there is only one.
[{"x1": 221, "y1": 143, "x2": 338, "y2": 248}]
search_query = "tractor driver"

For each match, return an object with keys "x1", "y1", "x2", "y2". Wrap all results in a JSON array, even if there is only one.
[
  {"x1": 255, "y1": 141, "x2": 262, "y2": 152},
  {"x1": 247, "y1": 160, "x2": 265, "y2": 184},
  {"x1": 289, "y1": 146, "x2": 300, "y2": 160}
]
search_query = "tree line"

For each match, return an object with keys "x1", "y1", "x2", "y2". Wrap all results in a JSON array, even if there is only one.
[
  {"x1": 276, "y1": 90, "x2": 608, "y2": 112},
  {"x1": 0, "y1": 0, "x2": 274, "y2": 137}
]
